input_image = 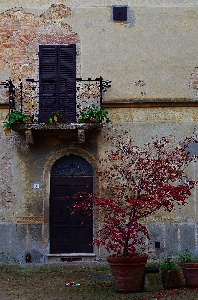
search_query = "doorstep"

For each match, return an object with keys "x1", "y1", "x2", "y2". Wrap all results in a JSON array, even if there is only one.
[{"x1": 47, "y1": 253, "x2": 96, "y2": 263}]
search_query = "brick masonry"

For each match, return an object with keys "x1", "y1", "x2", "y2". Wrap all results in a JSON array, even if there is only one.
[{"x1": 0, "y1": 5, "x2": 80, "y2": 116}]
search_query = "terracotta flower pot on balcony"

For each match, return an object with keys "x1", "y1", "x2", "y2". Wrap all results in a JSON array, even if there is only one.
[{"x1": 107, "y1": 255, "x2": 148, "y2": 292}]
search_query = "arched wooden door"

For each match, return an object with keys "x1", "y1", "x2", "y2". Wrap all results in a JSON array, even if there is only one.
[{"x1": 50, "y1": 155, "x2": 93, "y2": 254}]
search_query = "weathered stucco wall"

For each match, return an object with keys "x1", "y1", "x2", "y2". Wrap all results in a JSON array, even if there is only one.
[
  {"x1": 0, "y1": 114, "x2": 100, "y2": 263},
  {"x1": 100, "y1": 107, "x2": 198, "y2": 258},
  {"x1": 0, "y1": 1, "x2": 198, "y2": 102},
  {"x1": 2, "y1": 107, "x2": 198, "y2": 262},
  {"x1": 0, "y1": 1, "x2": 198, "y2": 263}
]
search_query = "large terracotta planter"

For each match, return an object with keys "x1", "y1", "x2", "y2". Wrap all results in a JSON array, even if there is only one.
[
  {"x1": 180, "y1": 262, "x2": 198, "y2": 287},
  {"x1": 107, "y1": 255, "x2": 148, "y2": 292}
]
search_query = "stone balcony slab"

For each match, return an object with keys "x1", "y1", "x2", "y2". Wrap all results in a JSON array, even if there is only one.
[{"x1": 13, "y1": 122, "x2": 103, "y2": 145}]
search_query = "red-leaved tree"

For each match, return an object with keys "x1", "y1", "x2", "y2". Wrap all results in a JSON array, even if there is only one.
[{"x1": 72, "y1": 132, "x2": 197, "y2": 257}]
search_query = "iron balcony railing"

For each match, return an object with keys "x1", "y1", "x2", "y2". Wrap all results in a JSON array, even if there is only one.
[{"x1": 1, "y1": 77, "x2": 111, "y2": 123}]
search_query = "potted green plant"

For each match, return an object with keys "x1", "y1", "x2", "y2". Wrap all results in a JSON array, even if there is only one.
[
  {"x1": 3, "y1": 111, "x2": 28, "y2": 135},
  {"x1": 79, "y1": 104, "x2": 110, "y2": 123},
  {"x1": 48, "y1": 110, "x2": 63, "y2": 123},
  {"x1": 180, "y1": 250, "x2": 198, "y2": 287},
  {"x1": 160, "y1": 258, "x2": 183, "y2": 289},
  {"x1": 72, "y1": 131, "x2": 196, "y2": 292}
]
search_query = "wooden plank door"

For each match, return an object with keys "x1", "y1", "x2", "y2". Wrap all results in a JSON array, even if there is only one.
[{"x1": 50, "y1": 176, "x2": 93, "y2": 254}]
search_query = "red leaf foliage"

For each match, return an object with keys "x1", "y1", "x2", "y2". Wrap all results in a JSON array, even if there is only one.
[{"x1": 72, "y1": 132, "x2": 197, "y2": 257}]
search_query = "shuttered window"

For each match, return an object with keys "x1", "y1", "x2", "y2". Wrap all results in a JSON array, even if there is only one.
[{"x1": 39, "y1": 44, "x2": 76, "y2": 123}]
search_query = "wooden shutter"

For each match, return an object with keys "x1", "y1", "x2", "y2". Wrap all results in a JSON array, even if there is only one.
[{"x1": 39, "y1": 45, "x2": 76, "y2": 123}]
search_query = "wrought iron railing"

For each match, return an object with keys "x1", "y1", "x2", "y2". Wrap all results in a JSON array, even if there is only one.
[
  {"x1": 1, "y1": 77, "x2": 111, "y2": 123},
  {"x1": 0, "y1": 79, "x2": 23, "y2": 113}
]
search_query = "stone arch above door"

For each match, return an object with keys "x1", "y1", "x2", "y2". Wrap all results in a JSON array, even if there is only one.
[{"x1": 51, "y1": 154, "x2": 93, "y2": 177}]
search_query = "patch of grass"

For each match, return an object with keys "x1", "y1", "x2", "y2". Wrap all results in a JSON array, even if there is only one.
[{"x1": 0, "y1": 263, "x2": 198, "y2": 299}]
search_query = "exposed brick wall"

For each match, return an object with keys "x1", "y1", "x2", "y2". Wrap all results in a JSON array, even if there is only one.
[{"x1": 0, "y1": 4, "x2": 80, "y2": 116}]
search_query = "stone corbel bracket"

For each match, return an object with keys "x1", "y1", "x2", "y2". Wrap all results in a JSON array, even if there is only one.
[
  {"x1": 78, "y1": 129, "x2": 85, "y2": 143},
  {"x1": 25, "y1": 129, "x2": 34, "y2": 145}
]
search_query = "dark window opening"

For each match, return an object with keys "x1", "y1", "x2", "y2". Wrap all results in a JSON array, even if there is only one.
[{"x1": 113, "y1": 6, "x2": 128, "y2": 22}]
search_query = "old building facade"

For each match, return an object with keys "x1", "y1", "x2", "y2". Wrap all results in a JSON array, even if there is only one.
[{"x1": 0, "y1": 0, "x2": 198, "y2": 263}]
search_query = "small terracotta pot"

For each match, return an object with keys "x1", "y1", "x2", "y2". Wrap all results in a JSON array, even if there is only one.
[{"x1": 161, "y1": 270, "x2": 183, "y2": 289}]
